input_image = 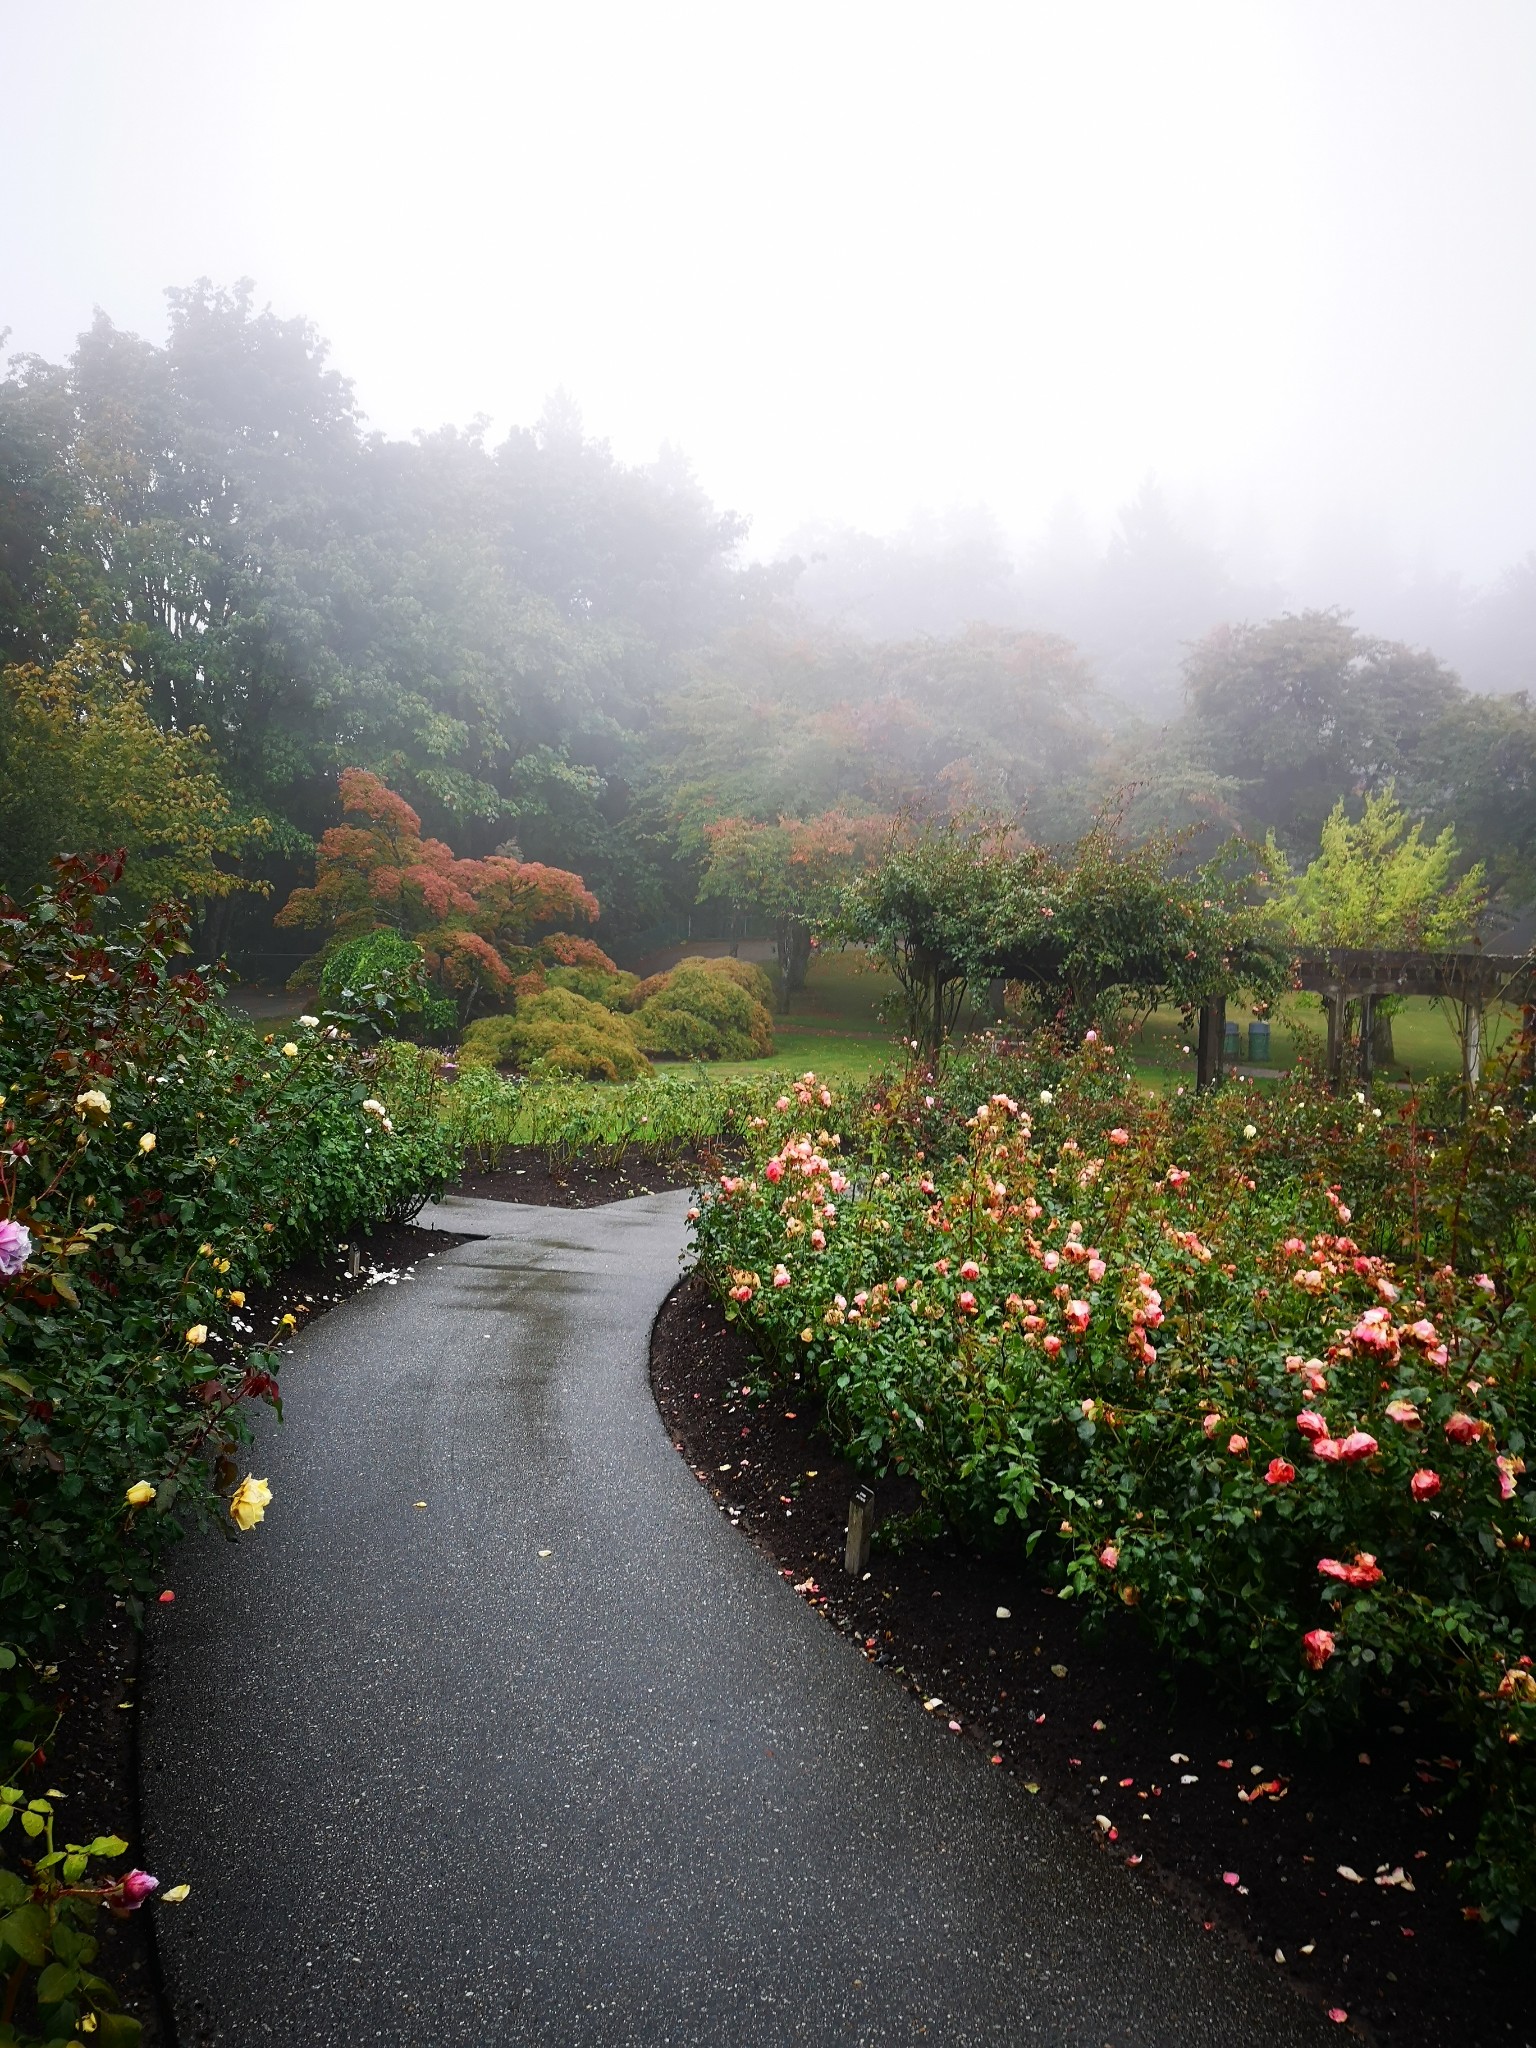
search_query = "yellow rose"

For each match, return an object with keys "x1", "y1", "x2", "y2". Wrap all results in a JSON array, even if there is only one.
[
  {"x1": 139, "y1": 1132, "x2": 157, "y2": 1153},
  {"x1": 125, "y1": 1481, "x2": 157, "y2": 1507},
  {"x1": 75, "y1": 1088, "x2": 111, "y2": 1121},
  {"x1": 185, "y1": 1323, "x2": 208, "y2": 1347},
  {"x1": 228, "y1": 1289, "x2": 245, "y2": 1308},
  {"x1": 280, "y1": 1312, "x2": 297, "y2": 1329},
  {"x1": 281, "y1": 1042, "x2": 299, "y2": 1058},
  {"x1": 229, "y1": 1475, "x2": 272, "y2": 1531}
]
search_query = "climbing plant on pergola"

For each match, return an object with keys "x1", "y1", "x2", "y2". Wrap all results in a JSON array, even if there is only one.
[{"x1": 835, "y1": 818, "x2": 1289, "y2": 1055}]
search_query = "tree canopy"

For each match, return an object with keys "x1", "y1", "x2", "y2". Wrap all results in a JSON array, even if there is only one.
[
  {"x1": 276, "y1": 769, "x2": 599, "y2": 1017},
  {"x1": 836, "y1": 819, "x2": 1289, "y2": 1052},
  {"x1": 0, "y1": 627, "x2": 267, "y2": 907},
  {"x1": 2, "y1": 279, "x2": 1531, "y2": 996},
  {"x1": 1285, "y1": 786, "x2": 1485, "y2": 951}
]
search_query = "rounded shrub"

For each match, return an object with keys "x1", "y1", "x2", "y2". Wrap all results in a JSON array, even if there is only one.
[
  {"x1": 315, "y1": 928, "x2": 455, "y2": 1041},
  {"x1": 462, "y1": 989, "x2": 650, "y2": 1080},
  {"x1": 634, "y1": 960, "x2": 774, "y2": 1060},
  {"x1": 544, "y1": 964, "x2": 641, "y2": 1011}
]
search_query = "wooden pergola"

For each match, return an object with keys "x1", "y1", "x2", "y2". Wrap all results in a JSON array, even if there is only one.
[{"x1": 1196, "y1": 948, "x2": 1536, "y2": 1091}]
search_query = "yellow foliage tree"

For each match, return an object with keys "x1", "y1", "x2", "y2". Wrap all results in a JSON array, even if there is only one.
[{"x1": 0, "y1": 628, "x2": 267, "y2": 906}]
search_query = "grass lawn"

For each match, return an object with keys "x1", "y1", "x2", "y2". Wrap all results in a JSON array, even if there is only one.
[
  {"x1": 229, "y1": 952, "x2": 1517, "y2": 1098},
  {"x1": 710, "y1": 949, "x2": 906, "y2": 1081},
  {"x1": 1124, "y1": 995, "x2": 1518, "y2": 1092}
]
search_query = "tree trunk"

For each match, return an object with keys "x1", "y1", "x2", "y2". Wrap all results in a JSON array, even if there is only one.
[
  {"x1": 775, "y1": 918, "x2": 812, "y2": 1011},
  {"x1": 1370, "y1": 1005, "x2": 1395, "y2": 1068},
  {"x1": 194, "y1": 895, "x2": 235, "y2": 967}
]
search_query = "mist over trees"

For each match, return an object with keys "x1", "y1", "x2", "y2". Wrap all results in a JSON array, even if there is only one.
[{"x1": 4, "y1": 280, "x2": 1536, "y2": 966}]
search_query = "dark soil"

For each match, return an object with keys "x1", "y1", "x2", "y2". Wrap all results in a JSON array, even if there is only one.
[
  {"x1": 651, "y1": 1273, "x2": 1530, "y2": 2048},
  {"x1": 452, "y1": 1143, "x2": 709, "y2": 1208},
  {"x1": 9, "y1": 1217, "x2": 479, "y2": 2046},
  {"x1": 24, "y1": 1616, "x2": 169, "y2": 2042}
]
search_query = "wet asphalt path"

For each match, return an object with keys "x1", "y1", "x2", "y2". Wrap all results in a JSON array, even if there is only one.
[{"x1": 141, "y1": 1191, "x2": 1330, "y2": 2047}]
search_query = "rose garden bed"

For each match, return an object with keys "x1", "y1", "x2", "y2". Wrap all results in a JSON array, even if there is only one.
[{"x1": 652, "y1": 1269, "x2": 1530, "y2": 2047}]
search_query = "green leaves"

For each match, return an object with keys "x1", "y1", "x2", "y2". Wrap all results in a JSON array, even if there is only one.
[
  {"x1": 0, "y1": 1901, "x2": 49, "y2": 1966},
  {"x1": 0, "y1": 875, "x2": 457, "y2": 1658}
]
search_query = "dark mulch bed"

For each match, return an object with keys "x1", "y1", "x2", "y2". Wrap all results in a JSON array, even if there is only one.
[
  {"x1": 651, "y1": 1272, "x2": 1530, "y2": 2048},
  {"x1": 29, "y1": 1618, "x2": 169, "y2": 2042},
  {"x1": 452, "y1": 1143, "x2": 710, "y2": 1208},
  {"x1": 12, "y1": 1217, "x2": 479, "y2": 2045}
]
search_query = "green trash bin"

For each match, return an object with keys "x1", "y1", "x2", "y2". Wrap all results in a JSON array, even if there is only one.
[
  {"x1": 1248, "y1": 1019, "x2": 1271, "y2": 1063},
  {"x1": 1223, "y1": 1020, "x2": 1241, "y2": 1063}
]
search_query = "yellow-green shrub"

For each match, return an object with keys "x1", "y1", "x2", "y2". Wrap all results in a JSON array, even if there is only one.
[
  {"x1": 634, "y1": 960, "x2": 774, "y2": 1061},
  {"x1": 544, "y1": 964, "x2": 640, "y2": 1010},
  {"x1": 461, "y1": 989, "x2": 650, "y2": 1080}
]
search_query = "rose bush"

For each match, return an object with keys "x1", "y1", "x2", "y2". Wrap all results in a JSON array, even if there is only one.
[
  {"x1": 0, "y1": 855, "x2": 458, "y2": 1656},
  {"x1": 691, "y1": 1043, "x2": 1536, "y2": 1933}
]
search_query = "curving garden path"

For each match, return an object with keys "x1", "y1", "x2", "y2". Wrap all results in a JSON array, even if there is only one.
[{"x1": 141, "y1": 1191, "x2": 1331, "y2": 2047}]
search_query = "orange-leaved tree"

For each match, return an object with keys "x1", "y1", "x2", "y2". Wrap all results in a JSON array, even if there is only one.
[
  {"x1": 276, "y1": 769, "x2": 600, "y2": 1018},
  {"x1": 696, "y1": 809, "x2": 890, "y2": 1007}
]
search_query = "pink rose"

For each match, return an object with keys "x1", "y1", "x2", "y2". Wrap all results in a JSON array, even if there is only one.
[
  {"x1": 0, "y1": 1219, "x2": 31, "y2": 1278},
  {"x1": 1317, "y1": 1552, "x2": 1383, "y2": 1586},
  {"x1": 1497, "y1": 1454, "x2": 1525, "y2": 1501},
  {"x1": 1265, "y1": 1458, "x2": 1296, "y2": 1486},
  {"x1": 1108, "y1": 1128, "x2": 1129, "y2": 1147},
  {"x1": 1295, "y1": 1410, "x2": 1328, "y2": 1440},
  {"x1": 1444, "y1": 1412, "x2": 1483, "y2": 1445},
  {"x1": 1065, "y1": 1299, "x2": 1091, "y2": 1333},
  {"x1": 1301, "y1": 1629, "x2": 1336, "y2": 1671},
  {"x1": 1042, "y1": 1335, "x2": 1062, "y2": 1356},
  {"x1": 1409, "y1": 1468, "x2": 1441, "y2": 1502},
  {"x1": 765, "y1": 1160, "x2": 783, "y2": 1183},
  {"x1": 1311, "y1": 1437, "x2": 1343, "y2": 1463},
  {"x1": 111, "y1": 1870, "x2": 159, "y2": 1913},
  {"x1": 1087, "y1": 1257, "x2": 1107, "y2": 1283},
  {"x1": 1384, "y1": 1399, "x2": 1421, "y2": 1429},
  {"x1": 960, "y1": 1259, "x2": 980, "y2": 1280},
  {"x1": 1227, "y1": 1433, "x2": 1249, "y2": 1456},
  {"x1": 1473, "y1": 1273, "x2": 1495, "y2": 1295},
  {"x1": 1042, "y1": 1250, "x2": 1060, "y2": 1273},
  {"x1": 957, "y1": 1290, "x2": 978, "y2": 1315},
  {"x1": 1339, "y1": 1431, "x2": 1378, "y2": 1462},
  {"x1": 810, "y1": 1229, "x2": 826, "y2": 1250},
  {"x1": 1099, "y1": 1543, "x2": 1119, "y2": 1569},
  {"x1": 1202, "y1": 1412, "x2": 1221, "y2": 1438},
  {"x1": 772, "y1": 1267, "x2": 791, "y2": 1289}
]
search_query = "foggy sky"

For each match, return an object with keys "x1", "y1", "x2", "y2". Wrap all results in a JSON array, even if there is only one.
[{"x1": 6, "y1": 0, "x2": 1536, "y2": 589}]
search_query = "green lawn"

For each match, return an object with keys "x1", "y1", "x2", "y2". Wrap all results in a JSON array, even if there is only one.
[
  {"x1": 709, "y1": 949, "x2": 905, "y2": 1080},
  {"x1": 1124, "y1": 995, "x2": 1516, "y2": 1091},
  {"x1": 230, "y1": 951, "x2": 1512, "y2": 1097}
]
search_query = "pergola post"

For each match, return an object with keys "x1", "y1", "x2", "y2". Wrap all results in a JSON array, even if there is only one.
[
  {"x1": 1358, "y1": 994, "x2": 1375, "y2": 1086},
  {"x1": 1325, "y1": 993, "x2": 1347, "y2": 1091},
  {"x1": 1462, "y1": 1001, "x2": 1484, "y2": 1093}
]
